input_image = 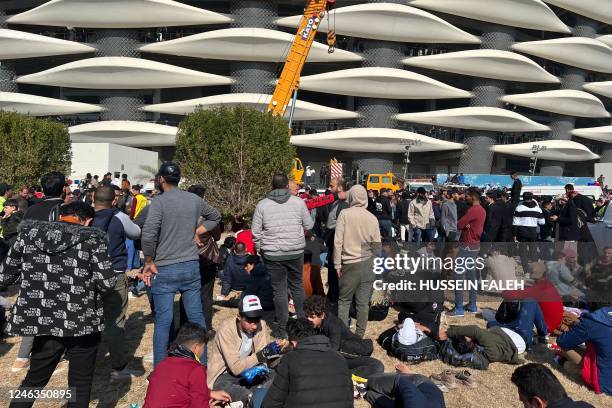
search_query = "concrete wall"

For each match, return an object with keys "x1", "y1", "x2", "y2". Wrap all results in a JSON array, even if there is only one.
[{"x1": 71, "y1": 143, "x2": 159, "y2": 185}]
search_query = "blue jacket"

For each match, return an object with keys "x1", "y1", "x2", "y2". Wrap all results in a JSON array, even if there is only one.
[
  {"x1": 93, "y1": 208, "x2": 141, "y2": 271},
  {"x1": 221, "y1": 254, "x2": 250, "y2": 296},
  {"x1": 557, "y1": 306, "x2": 612, "y2": 395},
  {"x1": 395, "y1": 375, "x2": 445, "y2": 408}
]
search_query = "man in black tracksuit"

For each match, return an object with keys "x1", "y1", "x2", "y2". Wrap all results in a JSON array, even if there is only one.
[{"x1": 262, "y1": 319, "x2": 353, "y2": 408}]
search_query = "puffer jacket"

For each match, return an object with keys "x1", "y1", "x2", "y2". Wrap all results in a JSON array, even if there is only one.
[
  {"x1": 0, "y1": 220, "x2": 116, "y2": 337},
  {"x1": 252, "y1": 189, "x2": 314, "y2": 259},
  {"x1": 408, "y1": 197, "x2": 435, "y2": 229},
  {"x1": 262, "y1": 335, "x2": 353, "y2": 408}
]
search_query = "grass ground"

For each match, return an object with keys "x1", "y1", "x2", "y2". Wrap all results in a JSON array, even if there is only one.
[{"x1": 1, "y1": 275, "x2": 611, "y2": 407}]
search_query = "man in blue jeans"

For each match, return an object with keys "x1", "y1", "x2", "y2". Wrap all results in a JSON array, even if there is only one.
[
  {"x1": 483, "y1": 299, "x2": 548, "y2": 346},
  {"x1": 141, "y1": 162, "x2": 221, "y2": 366}
]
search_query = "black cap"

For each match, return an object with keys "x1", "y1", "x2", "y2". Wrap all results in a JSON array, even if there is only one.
[
  {"x1": 523, "y1": 191, "x2": 534, "y2": 201},
  {"x1": 158, "y1": 161, "x2": 181, "y2": 179}
]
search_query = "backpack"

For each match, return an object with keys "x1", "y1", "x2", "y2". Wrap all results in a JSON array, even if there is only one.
[
  {"x1": 378, "y1": 327, "x2": 439, "y2": 364},
  {"x1": 439, "y1": 340, "x2": 489, "y2": 370}
]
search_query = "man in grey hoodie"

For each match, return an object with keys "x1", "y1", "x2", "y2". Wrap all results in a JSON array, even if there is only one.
[
  {"x1": 440, "y1": 188, "x2": 459, "y2": 242},
  {"x1": 252, "y1": 173, "x2": 314, "y2": 338}
]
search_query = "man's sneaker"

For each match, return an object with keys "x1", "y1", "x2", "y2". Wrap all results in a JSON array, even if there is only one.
[
  {"x1": 110, "y1": 367, "x2": 144, "y2": 383},
  {"x1": 455, "y1": 370, "x2": 477, "y2": 388},
  {"x1": 446, "y1": 309, "x2": 465, "y2": 318},
  {"x1": 429, "y1": 378, "x2": 450, "y2": 393},
  {"x1": 11, "y1": 358, "x2": 29, "y2": 372},
  {"x1": 464, "y1": 305, "x2": 478, "y2": 314},
  {"x1": 430, "y1": 370, "x2": 458, "y2": 390}
]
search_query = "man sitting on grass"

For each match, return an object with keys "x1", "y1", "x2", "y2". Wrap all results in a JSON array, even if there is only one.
[
  {"x1": 144, "y1": 322, "x2": 231, "y2": 407},
  {"x1": 304, "y1": 295, "x2": 384, "y2": 379},
  {"x1": 208, "y1": 295, "x2": 284, "y2": 405}
]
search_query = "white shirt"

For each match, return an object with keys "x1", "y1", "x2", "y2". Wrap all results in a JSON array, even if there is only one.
[{"x1": 501, "y1": 328, "x2": 526, "y2": 354}]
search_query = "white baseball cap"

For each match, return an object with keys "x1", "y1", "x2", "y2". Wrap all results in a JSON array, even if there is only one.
[{"x1": 240, "y1": 295, "x2": 264, "y2": 318}]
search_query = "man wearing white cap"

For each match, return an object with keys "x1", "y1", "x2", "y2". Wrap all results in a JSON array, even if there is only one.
[{"x1": 208, "y1": 295, "x2": 284, "y2": 404}]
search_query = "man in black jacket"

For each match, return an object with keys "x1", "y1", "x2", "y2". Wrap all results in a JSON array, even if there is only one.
[
  {"x1": 304, "y1": 295, "x2": 384, "y2": 379},
  {"x1": 375, "y1": 188, "x2": 393, "y2": 238},
  {"x1": 23, "y1": 172, "x2": 66, "y2": 222},
  {"x1": 0, "y1": 202, "x2": 116, "y2": 408},
  {"x1": 262, "y1": 318, "x2": 353, "y2": 408},
  {"x1": 510, "y1": 171, "x2": 522, "y2": 205},
  {"x1": 484, "y1": 191, "x2": 514, "y2": 242},
  {"x1": 397, "y1": 191, "x2": 411, "y2": 242},
  {"x1": 92, "y1": 185, "x2": 142, "y2": 382}
]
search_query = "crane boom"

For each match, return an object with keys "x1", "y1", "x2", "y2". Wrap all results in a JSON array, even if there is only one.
[{"x1": 268, "y1": 0, "x2": 335, "y2": 117}]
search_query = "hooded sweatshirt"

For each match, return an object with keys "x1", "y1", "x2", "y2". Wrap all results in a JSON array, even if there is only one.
[
  {"x1": 0, "y1": 220, "x2": 116, "y2": 337},
  {"x1": 252, "y1": 188, "x2": 314, "y2": 260},
  {"x1": 557, "y1": 306, "x2": 612, "y2": 395},
  {"x1": 333, "y1": 185, "x2": 381, "y2": 269}
]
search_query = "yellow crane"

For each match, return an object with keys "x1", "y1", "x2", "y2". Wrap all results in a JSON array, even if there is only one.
[
  {"x1": 268, "y1": 0, "x2": 336, "y2": 119},
  {"x1": 269, "y1": 0, "x2": 336, "y2": 184}
]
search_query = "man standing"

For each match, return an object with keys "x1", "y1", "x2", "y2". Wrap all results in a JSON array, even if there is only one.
[
  {"x1": 24, "y1": 172, "x2": 66, "y2": 222},
  {"x1": 440, "y1": 188, "x2": 459, "y2": 242},
  {"x1": 0, "y1": 183, "x2": 13, "y2": 214},
  {"x1": 510, "y1": 171, "x2": 522, "y2": 205},
  {"x1": 396, "y1": 191, "x2": 411, "y2": 243},
  {"x1": 1, "y1": 202, "x2": 116, "y2": 408},
  {"x1": 323, "y1": 177, "x2": 348, "y2": 310},
  {"x1": 334, "y1": 185, "x2": 381, "y2": 336},
  {"x1": 408, "y1": 187, "x2": 435, "y2": 243},
  {"x1": 252, "y1": 173, "x2": 313, "y2": 338},
  {"x1": 92, "y1": 185, "x2": 142, "y2": 382},
  {"x1": 375, "y1": 188, "x2": 393, "y2": 238},
  {"x1": 450, "y1": 187, "x2": 486, "y2": 317},
  {"x1": 513, "y1": 191, "x2": 544, "y2": 273},
  {"x1": 141, "y1": 162, "x2": 221, "y2": 366}
]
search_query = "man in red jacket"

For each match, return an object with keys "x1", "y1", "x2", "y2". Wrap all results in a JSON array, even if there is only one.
[
  {"x1": 450, "y1": 187, "x2": 486, "y2": 317},
  {"x1": 144, "y1": 323, "x2": 231, "y2": 408},
  {"x1": 501, "y1": 262, "x2": 563, "y2": 334}
]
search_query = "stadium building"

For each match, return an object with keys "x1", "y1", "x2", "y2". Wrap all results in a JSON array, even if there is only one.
[{"x1": 1, "y1": 0, "x2": 611, "y2": 178}]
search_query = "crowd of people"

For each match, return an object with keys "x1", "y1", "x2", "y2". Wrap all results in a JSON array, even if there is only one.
[{"x1": 0, "y1": 164, "x2": 610, "y2": 408}]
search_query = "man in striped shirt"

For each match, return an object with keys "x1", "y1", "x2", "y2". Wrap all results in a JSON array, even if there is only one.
[{"x1": 513, "y1": 192, "x2": 545, "y2": 274}]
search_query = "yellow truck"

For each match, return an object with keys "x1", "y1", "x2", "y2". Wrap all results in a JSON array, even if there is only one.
[{"x1": 366, "y1": 173, "x2": 400, "y2": 192}]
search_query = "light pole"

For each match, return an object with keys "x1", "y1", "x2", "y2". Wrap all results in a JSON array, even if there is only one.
[
  {"x1": 529, "y1": 144, "x2": 547, "y2": 176},
  {"x1": 400, "y1": 139, "x2": 421, "y2": 180}
]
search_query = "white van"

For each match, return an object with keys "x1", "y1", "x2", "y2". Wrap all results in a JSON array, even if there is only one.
[{"x1": 521, "y1": 185, "x2": 603, "y2": 200}]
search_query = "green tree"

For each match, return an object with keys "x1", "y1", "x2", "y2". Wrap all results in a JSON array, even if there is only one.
[
  {"x1": 175, "y1": 106, "x2": 295, "y2": 217},
  {"x1": 0, "y1": 111, "x2": 71, "y2": 187}
]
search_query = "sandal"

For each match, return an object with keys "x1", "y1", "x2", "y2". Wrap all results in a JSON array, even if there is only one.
[
  {"x1": 455, "y1": 370, "x2": 477, "y2": 388},
  {"x1": 430, "y1": 370, "x2": 458, "y2": 389}
]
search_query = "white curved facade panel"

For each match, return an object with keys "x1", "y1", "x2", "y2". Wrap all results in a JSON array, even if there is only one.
[
  {"x1": 0, "y1": 92, "x2": 103, "y2": 116},
  {"x1": 276, "y1": 3, "x2": 480, "y2": 44},
  {"x1": 501, "y1": 90, "x2": 609, "y2": 118},
  {"x1": 396, "y1": 107, "x2": 550, "y2": 132},
  {"x1": 139, "y1": 28, "x2": 362, "y2": 63},
  {"x1": 512, "y1": 38, "x2": 612, "y2": 74},
  {"x1": 142, "y1": 93, "x2": 359, "y2": 121},
  {"x1": 583, "y1": 81, "x2": 612, "y2": 100},
  {"x1": 404, "y1": 50, "x2": 559, "y2": 83},
  {"x1": 299, "y1": 68, "x2": 472, "y2": 99},
  {"x1": 572, "y1": 126, "x2": 612, "y2": 143},
  {"x1": 15, "y1": 57, "x2": 234, "y2": 89},
  {"x1": 407, "y1": 0, "x2": 570, "y2": 33},
  {"x1": 6, "y1": 0, "x2": 232, "y2": 28},
  {"x1": 69, "y1": 121, "x2": 177, "y2": 147},
  {"x1": 290, "y1": 128, "x2": 465, "y2": 153},
  {"x1": 543, "y1": 1, "x2": 612, "y2": 25},
  {"x1": 493, "y1": 140, "x2": 600, "y2": 161},
  {"x1": 599, "y1": 35, "x2": 612, "y2": 49},
  {"x1": 0, "y1": 29, "x2": 95, "y2": 60}
]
